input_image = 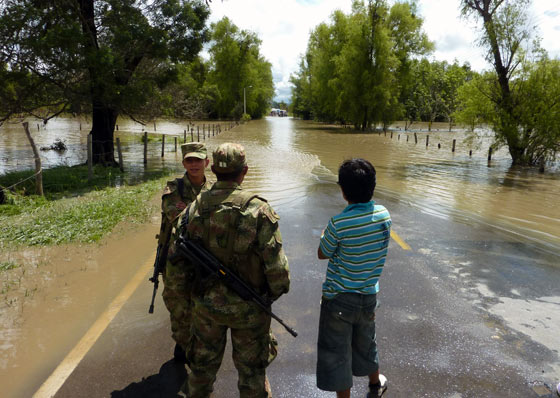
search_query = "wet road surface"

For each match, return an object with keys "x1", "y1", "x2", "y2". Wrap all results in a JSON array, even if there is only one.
[
  {"x1": 45, "y1": 175, "x2": 560, "y2": 398},
  {"x1": 7, "y1": 117, "x2": 558, "y2": 397}
]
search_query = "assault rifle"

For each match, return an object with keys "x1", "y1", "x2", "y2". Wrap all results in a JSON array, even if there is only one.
[
  {"x1": 172, "y1": 236, "x2": 298, "y2": 338},
  {"x1": 148, "y1": 215, "x2": 172, "y2": 314}
]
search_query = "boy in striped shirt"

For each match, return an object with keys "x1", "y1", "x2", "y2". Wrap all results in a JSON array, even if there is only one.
[{"x1": 317, "y1": 158, "x2": 391, "y2": 398}]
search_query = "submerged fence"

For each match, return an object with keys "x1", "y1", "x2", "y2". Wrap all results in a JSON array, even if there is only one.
[
  {"x1": 1, "y1": 120, "x2": 242, "y2": 196},
  {"x1": 87, "y1": 121, "x2": 242, "y2": 177}
]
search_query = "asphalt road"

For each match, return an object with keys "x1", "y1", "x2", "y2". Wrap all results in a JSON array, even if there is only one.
[{"x1": 44, "y1": 178, "x2": 560, "y2": 398}]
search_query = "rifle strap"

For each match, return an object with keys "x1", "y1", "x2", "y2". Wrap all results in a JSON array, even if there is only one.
[{"x1": 176, "y1": 175, "x2": 185, "y2": 199}]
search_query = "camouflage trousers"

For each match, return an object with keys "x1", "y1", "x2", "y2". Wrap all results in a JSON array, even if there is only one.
[
  {"x1": 187, "y1": 293, "x2": 278, "y2": 398},
  {"x1": 162, "y1": 263, "x2": 193, "y2": 350}
]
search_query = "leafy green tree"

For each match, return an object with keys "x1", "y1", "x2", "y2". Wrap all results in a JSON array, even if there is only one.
[
  {"x1": 206, "y1": 17, "x2": 274, "y2": 120},
  {"x1": 335, "y1": 0, "x2": 397, "y2": 130},
  {"x1": 387, "y1": 0, "x2": 434, "y2": 125},
  {"x1": 289, "y1": 57, "x2": 313, "y2": 120},
  {"x1": 290, "y1": 0, "x2": 432, "y2": 129},
  {"x1": 0, "y1": 0, "x2": 210, "y2": 164},
  {"x1": 512, "y1": 57, "x2": 560, "y2": 168},
  {"x1": 461, "y1": 0, "x2": 546, "y2": 165},
  {"x1": 453, "y1": 72, "x2": 494, "y2": 132},
  {"x1": 440, "y1": 61, "x2": 472, "y2": 130}
]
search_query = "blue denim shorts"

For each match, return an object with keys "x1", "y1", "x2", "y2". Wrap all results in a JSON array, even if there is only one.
[{"x1": 316, "y1": 293, "x2": 379, "y2": 392}]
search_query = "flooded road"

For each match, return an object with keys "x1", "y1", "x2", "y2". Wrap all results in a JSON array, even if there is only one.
[
  {"x1": 2, "y1": 116, "x2": 558, "y2": 249},
  {"x1": 2, "y1": 116, "x2": 560, "y2": 397}
]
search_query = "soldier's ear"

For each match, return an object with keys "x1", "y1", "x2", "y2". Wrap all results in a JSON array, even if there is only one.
[{"x1": 204, "y1": 158, "x2": 210, "y2": 167}]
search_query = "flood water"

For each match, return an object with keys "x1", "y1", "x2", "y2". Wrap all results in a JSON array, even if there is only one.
[
  {"x1": 2, "y1": 116, "x2": 560, "y2": 397},
  {"x1": 1, "y1": 116, "x2": 559, "y2": 251}
]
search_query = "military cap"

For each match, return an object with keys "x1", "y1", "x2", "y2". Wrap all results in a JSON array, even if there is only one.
[
  {"x1": 212, "y1": 143, "x2": 247, "y2": 173},
  {"x1": 181, "y1": 142, "x2": 207, "y2": 160}
]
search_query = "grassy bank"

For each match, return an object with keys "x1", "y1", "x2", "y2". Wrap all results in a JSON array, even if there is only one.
[{"x1": 0, "y1": 165, "x2": 173, "y2": 250}]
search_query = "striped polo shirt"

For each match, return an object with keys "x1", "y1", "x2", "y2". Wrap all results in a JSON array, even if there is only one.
[{"x1": 319, "y1": 200, "x2": 391, "y2": 298}]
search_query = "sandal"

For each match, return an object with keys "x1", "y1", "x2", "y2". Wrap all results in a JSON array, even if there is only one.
[{"x1": 366, "y1": 374, "x2": 387, "y2": 397}]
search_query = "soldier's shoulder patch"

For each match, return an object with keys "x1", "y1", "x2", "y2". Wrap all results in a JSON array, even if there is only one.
[
  {"x1": 162, "y1": 180, "x2": 178, "y2": 196},
  {"x1": 262, "y1": 205, "x2": 280, "y2": 223}
]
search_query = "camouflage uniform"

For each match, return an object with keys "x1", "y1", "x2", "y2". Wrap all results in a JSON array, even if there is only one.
[
  {"x1": 169, "y1": 143, "x2": 290, "y2": 398},
  {"x1": 160, "y1": 142, "x2": 211, "y2": 351}
]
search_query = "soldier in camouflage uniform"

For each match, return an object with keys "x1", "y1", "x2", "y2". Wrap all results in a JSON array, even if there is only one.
[
  {"x1": 160, "y1": 142, "x2": 212, "y2": 362},
  {"x1": 168, "y1": 142, "x2": 290, "y2": 398}
]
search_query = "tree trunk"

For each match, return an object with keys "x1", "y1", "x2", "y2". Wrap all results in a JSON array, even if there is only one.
[
  {"x1": 22, "y1": 122, "x2": 43, "y2": 195},
  {"x1": 90, "y1": 104, "x2": 118, "y2": 165},
  {"x1": 361, "y1": 106, "x2": 369, "y2": 131}
]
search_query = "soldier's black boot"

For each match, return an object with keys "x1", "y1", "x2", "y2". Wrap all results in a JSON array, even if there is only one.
[{"x1": 173, "y1": 343, "x2": 187, "y2": 364}]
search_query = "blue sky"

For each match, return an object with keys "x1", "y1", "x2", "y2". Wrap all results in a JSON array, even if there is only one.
[{"x1": 208, "y1": 0, "x2": 560, "y2": 102}]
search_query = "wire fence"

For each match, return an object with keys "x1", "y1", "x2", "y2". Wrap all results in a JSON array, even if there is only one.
[{"x1": 0, "y1": 120, "x2": 242, "y2": 198}]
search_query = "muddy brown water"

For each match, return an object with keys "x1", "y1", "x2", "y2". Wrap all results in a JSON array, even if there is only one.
[
  {"x1": 1, "y1": 116, "x2": 560, "y2": 397},
  {"x1": 2, "y1": 117, "x2": 559, "y2": 248}
]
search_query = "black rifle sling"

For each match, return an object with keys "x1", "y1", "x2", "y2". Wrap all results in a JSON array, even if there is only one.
[{"x1": 176, "y1": 175, "x2": 185, "y2": 200}]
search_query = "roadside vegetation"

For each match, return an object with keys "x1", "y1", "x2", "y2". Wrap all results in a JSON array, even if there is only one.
[
  {"x1": 290, "y1": 0, "x2": 560, "y2": 169},
  {"x1": 0, "y1": 1, "x2": 273, "y2": 165},
  {"x1": 0, "y1": 165, "x2": 172, "y2": 250}
]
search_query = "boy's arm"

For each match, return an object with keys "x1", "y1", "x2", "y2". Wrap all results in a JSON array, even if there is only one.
[
  {"x1": 318, "y1": 220, "x2": 338, "y2": 260},
  {"x1": 317, "y1": 246, "x2": 329, "y2": 259}
]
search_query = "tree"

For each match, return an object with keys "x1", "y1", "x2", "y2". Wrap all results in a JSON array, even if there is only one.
[
  {"x1": 387, "y1": 0, "x2": 434, "y2": 126},
  {"x1": 289, "y1": 0, "x2": 432, "y2": 129},
  {"x1": 0, "y1": 0, "x2": 210, "y2": 164},
  {"x1": 513, "y1": 57, "x2": 560, "y2": 168},
  {"x1": 335, "y1": 0, "x2": 397, "y2": 130},
  {"x1": 441, "y1": 61, "x2": 472, "y2": 131},
  {"x1": 206, "y1": 17, "x2": 274, "y2": 120},
  {"x1": 289, "y1": 57, "x2": 313, "y2": 120},
  {"x1": 460, "y1": 0, "x2": 541, "y2": 165},
  {"x1": 453, "y1": 72, "x2": 494, "y2": 132}
]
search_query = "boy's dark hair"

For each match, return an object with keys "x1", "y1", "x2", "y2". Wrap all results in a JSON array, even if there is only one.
[{"x1": 338, "y1": 158, "x2": 376, "y2": 203}]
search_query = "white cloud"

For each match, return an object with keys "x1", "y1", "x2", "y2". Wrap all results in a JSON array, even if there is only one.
[{"x1": 208, "y1": 0, "x2": 560, "y2": 102}]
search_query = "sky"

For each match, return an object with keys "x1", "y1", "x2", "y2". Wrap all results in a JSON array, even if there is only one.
[{"x1": 208, "y1": 0, "x2": 560, "y2": 103}]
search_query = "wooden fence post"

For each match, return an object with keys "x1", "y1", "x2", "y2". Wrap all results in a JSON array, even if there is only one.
[
  {"x1": 161, "y1": 135, "x2": 165, "y2": 157},
  {"x1": 414, "y1": 132, "x2": 418, "y2": 144},
  {"x1": 452, "y1": 139, "x2": 456, "y2": 153},
  {"x1": 88, "y1": 133, "x2": 93, "y2": 180},
  {"x1": 197, "y1": 126, "x2": 200, "y2": 141},
  {"x1": 184, "y1": 129, "x2": 187, "y2": 142},
  {"x1": 22, "y1": 122, "x2": 44, "y2": 196},
  {"x1": 116, "y1": 137, "x2": 124, "y2": 172},
  {"x1": 426, "y1": 135, "x2": 429, "y2": 147},
  {"x1": 488, "y1": 147, "x2": 493, "y2": 162},
  {"x1": 174, "y1": 137, "x2": 178, "y2": 152},
  {"x1": 143, "y1": 132, "x2": 148, "y2": 165},
  {"x1": 191, "y1": 128, "x2": 194, "y2": 142}
]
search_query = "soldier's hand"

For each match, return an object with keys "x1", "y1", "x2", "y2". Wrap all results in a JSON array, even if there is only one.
[{"x1": 176, "y1": 201, "x2": 187, "y2": 211}]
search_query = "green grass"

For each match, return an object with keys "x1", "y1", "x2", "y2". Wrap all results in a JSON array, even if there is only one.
[
  {"x1": 0, "y1": 261, "x2": 20, "y2": 271},
  {"x1": 0, "y1": 164, "x2": 127, "y2": 198},
  {"x1": 0, "y1": 165, "x2": 174, "y2": 249}
]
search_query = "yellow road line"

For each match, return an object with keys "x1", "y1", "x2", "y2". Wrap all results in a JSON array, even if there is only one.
[
  {"x1": 33, "y1": 256, "x2": 154, "y2": 398},
  {"x1": 391, "y1": 230, "x2": 411, "y2": 251}
]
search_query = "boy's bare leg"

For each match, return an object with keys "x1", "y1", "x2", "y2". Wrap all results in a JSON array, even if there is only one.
[
  {"x1": 336, "y1": 388, "x2": 351, "y2": 398},
  {"x1": 368, "y1": 370, "x2": 380, "y2": 385}
]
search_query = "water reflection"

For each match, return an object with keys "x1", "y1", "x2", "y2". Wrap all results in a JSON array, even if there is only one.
[{"x1": 1, "y1": 116, "x2": 559, "y2": 250}]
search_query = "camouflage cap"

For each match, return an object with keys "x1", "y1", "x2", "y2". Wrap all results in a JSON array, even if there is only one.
[
  {"x1": 212, "y1": 143, "x2": 247, "y2": 174},
  {"x1": 181, "y1": 142, "x2": 207, "y2": 160}
]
